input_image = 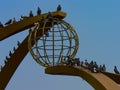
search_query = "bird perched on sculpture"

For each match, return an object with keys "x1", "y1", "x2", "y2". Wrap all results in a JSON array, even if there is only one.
[
  {"x1": 46, "y1": 12, "x2": 53, "y2": 21},
  {"x1": 29, "y1": 10, "x2": 34, "y2": 17},
  {"x1": 5, "y1": 19, "x2": 12, "y2": 25},
  {"x1": 0, "y1": 21, "x2": 4, "y2": 28},
  {"x1": 4, "y1": 60, "x2": 7, "y2": 64},
  {"x1": 57, "y1": 4, "x2": 61, "y2": 11},
  {"x1": 13, "y1": 17, "x2": 16, "y2": 23},
  {"x1": 6, "y1": 56, "x2": 9, "y2": 60},
  {"x1": 9, "y1": 51, "x2": 12, "y2": 56},
  {"x1": 37, "y1": 7, "x2": 41, "y2": 15},
  {"x1": 114, "y1": 66, "x2": 120, "y2": 74},
  {"x1": 13, "y1": 47, "x2": 16, "y2": 51},
  {"x1": 17, "y1": 41, "x2": 21, "y2": 46}
]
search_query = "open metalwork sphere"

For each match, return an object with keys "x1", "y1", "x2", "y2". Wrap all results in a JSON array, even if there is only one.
[{"x1": 28, "y1": 18, "x2": 79, "y2": 67}]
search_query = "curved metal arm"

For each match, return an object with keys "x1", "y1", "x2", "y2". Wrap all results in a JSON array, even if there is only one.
[
  {"x1": 0, "y1": 11, "x2": 66, "y2": 90},
  {"x1": 0, "y1": 11, "x2": 66, "y2": 41},
  {"x1": 45, "y1": 66, "x2": 120, "y2": 90}
]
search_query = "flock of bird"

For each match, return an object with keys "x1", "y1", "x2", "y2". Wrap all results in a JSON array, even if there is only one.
[
  {"x1": 0, "y1": 4, "x2": 119, "y2": 75},
  {"x1": 61, "y1": 56, "x2": 120, "y2": 74},
  {"x1": 0, "y1": 5, "x2": 62, "y2": 72},
  {"x1": 0, "y1": 5, "x2": 61, "y2": 29},
  {"x1": 0, "y1": 41, "x2": 21, "y2": 72}
]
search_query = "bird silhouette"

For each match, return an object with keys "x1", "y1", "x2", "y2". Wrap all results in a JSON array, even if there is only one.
[
  {"x1": 29, "y1": 10, "x2": 33, "y2": 17},
  {"x1": 102, "y1": 64, "x2": 106, "y2": 71},
  {"x1": 4, "y1": 60, "x2": 7, "y2": 64},
  {"x1": 114, "y1": 66, "x2": 120, "y2": 74},
  {"x1": 17, "y1": 41, "x2": 20, "y2": 46},
  {"x1": 9, "y1": 51, "x2": 12, "y2": 56},
  {"x1": 6, "y1": 56, "x2": 9, "y2": 60},
  {"x1": 0, "y1": 21, "x2": 4, "y2": 28},
  {"x1": 57, "y1": 4, "x2": 61, "y2": 11},
  {"x1": 46, "y1": 12, "x2": 53, "y2": 21},
  {"x1": 37, "y1": 7, "x2": 41, "y2": 15},
  {"x1": 13, "y1": 47, "x2": 16, "y2": 51},
  {"x1": 13, "y1": 17, "x2": 16, "y2": 23},
  {"x1": 1, "y1": 66, "x2": 3, "y2": 71},
  {"x1": 5, "y1": 19, "x2": 12, "y2": 25}
]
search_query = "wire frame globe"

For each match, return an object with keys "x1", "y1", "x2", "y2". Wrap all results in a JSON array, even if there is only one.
[{"x1": 28, "y1": 18, "x2": 79, "y2": 67}]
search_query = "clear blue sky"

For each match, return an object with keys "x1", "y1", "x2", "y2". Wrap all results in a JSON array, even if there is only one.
[{"x1": 0, "y1": 0, "x2": 120, "y2": 90}]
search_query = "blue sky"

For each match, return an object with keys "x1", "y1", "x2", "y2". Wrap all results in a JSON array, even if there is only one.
[{"x1": 0, "y1": 0, "x2": 120, "y2": 90}]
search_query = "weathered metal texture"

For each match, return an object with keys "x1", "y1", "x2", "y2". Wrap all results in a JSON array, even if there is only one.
[{"x1": 45, "y1": 66, "x2": 120, "y2": 90}]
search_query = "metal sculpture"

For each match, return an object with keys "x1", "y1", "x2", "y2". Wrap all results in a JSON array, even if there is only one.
[
  {"x1": 0, "y1": 10, "x2": 66, "y2": 90},
  {"x1": 0, "y1": 7, "x2": 120, "y2": 90},
  {"x1": 28, "y1": 18, "x2": 79, "y2": 67}
]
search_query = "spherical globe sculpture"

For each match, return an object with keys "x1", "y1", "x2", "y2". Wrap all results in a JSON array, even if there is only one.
[{"x1": 28, "y1": 18, "x2": 79, "y2": 67}]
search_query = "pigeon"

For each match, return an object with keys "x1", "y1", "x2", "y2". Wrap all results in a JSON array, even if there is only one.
[
  {"x1": 37, "y1": 7, "x2": 41, "y2": 15},
  {"x1": 6, "y1": 56, "x2": 9, "y2": 60},
  {"x1": 29, "y1": 10, "x2": 34, "y2": 17},
  {"x1": 9, "y1": 51, "x2": 12, "y2": 56},
  {"x1": 13, "y1": 47, "x2": 16, "y2": 51},
  {"x1": 46, "y1": 12, "x2": 53, "y2": 21},
  {"x1": 5, "y1": 19, "x2": 12, "y2": 25},
  {"x1": 17, "y1": 41, "x2": 20, "y2": 46},
  {"x1": 114, "y1": 66, "x2": 120, "y2": 74},
  {"x1": 4, "y1": 60, "x2": 7, "y2": 64},
  {"x1": 102, "y1": 64, "x2": 106, "y2": 72},
  {"x1": 1, "y1": 66, "x2": 3, "y2": 70},
  {"x1": 0, "y1": 21, "x2": 4, "y2": 28},
  {"x1": 57, "y1": 4, "x2": 61, "y2": 11},
  {"x1": 13, "y1": 17, "x2": 16, "y2": 23}
]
